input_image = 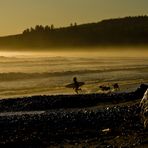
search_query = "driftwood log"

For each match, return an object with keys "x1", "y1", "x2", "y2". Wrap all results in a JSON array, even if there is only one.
[{"x1": 140, "y1": 88, "x2": 148, "y2": 129}]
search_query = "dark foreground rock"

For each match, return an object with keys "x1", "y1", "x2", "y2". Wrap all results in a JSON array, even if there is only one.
[
  {"x1": 140, "y1": 88, "x2": 148, "y2": 129},
  {"x1": 0, "y1": 84, "x2": 147, "y2": 147}
]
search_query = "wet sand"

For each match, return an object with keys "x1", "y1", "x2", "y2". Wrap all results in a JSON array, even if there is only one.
[{"x1": 0, "y1": 84, "x2": 147, "y2": 147}]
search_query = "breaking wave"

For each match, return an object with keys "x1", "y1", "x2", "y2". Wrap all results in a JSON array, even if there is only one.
[{"x1": 0, "y1": 66, "x2": 147, "y2": 81}]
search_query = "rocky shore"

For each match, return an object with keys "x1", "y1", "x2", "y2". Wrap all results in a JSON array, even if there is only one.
[{"x1": 0, "y1": 84, "x2": 147, "y2": 147}]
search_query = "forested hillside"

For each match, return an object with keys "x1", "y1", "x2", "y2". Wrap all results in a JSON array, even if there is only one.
[{"x1": 0, "y1": 16, "x2": 148, "y2": 49}]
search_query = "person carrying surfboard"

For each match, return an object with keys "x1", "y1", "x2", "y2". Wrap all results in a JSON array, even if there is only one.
[
  {"x1": 65, "y1": 77, "x2": 84, "y2": 94},
  {"x1": 73, "y1": 77, "x2": 83, "y2": 94}
]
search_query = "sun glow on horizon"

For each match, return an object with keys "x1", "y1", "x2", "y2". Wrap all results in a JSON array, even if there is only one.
[{"x1": 0, "y1": 46, "x2": 148, "y2": 58}]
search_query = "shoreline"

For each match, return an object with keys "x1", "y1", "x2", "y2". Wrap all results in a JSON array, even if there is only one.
[
  {"x1": 0, "y1": 80, "x2": 147, "y2": 100},
  {"x1": 0, "y1": 84, "x2": 147, "y2": 111}
]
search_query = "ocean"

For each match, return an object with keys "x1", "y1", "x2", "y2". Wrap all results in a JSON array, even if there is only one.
[{"x1": 0, "y1": 50, "x2": 148, "y2": 99}]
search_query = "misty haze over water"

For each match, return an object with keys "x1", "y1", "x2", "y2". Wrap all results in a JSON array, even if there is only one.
[{"x1": 0, "y1": 47, "x2": 148, "y2": 99}]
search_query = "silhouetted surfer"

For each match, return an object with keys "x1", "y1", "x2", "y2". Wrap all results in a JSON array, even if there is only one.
[
  {"x1": 65, "y1": 77, "x2": 84, "y2": 94},
  {"x1": 73, "y1": 77, "x2": 82, "y2": 94}
]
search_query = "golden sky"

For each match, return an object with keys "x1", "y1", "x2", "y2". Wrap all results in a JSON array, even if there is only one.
[{"x1": 0, "y1": 0, "x2": 148, "y2": 36}]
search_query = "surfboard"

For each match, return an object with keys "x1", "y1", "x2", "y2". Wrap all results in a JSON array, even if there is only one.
[{"x1": 65, "y1": 82, "x2": 85, "y2": 88}]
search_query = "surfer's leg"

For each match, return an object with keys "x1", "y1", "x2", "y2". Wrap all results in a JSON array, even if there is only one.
[
  {"x1": 76, "y1": 90, "x2": 79, "y2": 94},
  {"x1": 77, "y1": 87, "x2": 83, "y2": 94},
  {"x1": 79, "y1": 88, "x2": 82, "y2": 92},
  {"x1": 75, "y1": 88, "x2": 79, "y2": 94}
]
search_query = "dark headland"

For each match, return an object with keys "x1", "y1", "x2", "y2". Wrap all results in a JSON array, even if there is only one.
[
  {"x1": 0, "y1": 84, "x2": 147, "y2": 147},
  {"x1": 0, "y1": 16, "x2": 148, "y2": 49}
]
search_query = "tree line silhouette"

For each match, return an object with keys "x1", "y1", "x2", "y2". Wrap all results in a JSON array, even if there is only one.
[{"x1": 0, "y1": 16, "x2": 148, "y2": 49}]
